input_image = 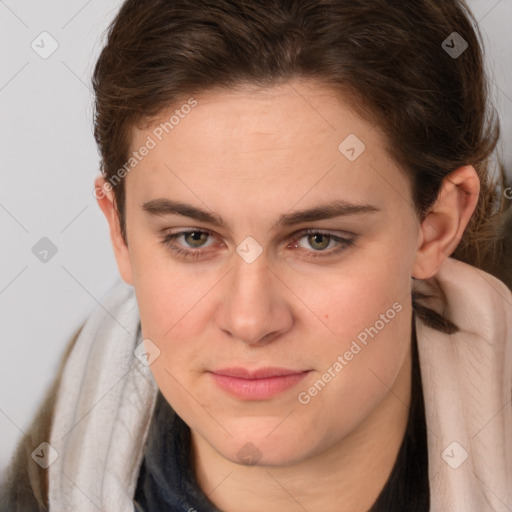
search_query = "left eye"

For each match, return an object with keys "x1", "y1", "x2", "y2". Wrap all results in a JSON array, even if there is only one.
[
  {"x1": 288, "y1": 229, "x2": 355, "y2": 259},
  {"x1": 296, "y1": 232, "x2": 338, "y2": 251}
]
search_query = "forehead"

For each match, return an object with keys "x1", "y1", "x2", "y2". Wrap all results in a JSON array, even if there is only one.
[
  {"x1": 134, "y1": 80, "x2": 382, "y2": 154},
  {"x1": 126, "y1": 80, "x2": 409, "y2": 217}
]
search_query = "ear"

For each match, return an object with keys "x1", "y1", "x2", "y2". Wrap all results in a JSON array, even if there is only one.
[
  {"x1": 94, "y1": 176, "x2": 134, "y2": 285},
  {"x1": 412, "y1": 165, "x2": 480, "y2": 279}
]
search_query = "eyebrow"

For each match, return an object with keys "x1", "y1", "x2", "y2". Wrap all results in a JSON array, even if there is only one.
[{"x1": 142, "y1": 198, "x2": 380, "y2": 230}]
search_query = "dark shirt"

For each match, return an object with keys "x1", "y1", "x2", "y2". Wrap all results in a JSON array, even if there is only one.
[{"x1": 133, "y1": 318, "x2": 429, "y2": 511}]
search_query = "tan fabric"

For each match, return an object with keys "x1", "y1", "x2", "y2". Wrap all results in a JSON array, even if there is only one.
[{"x1": 414, "y1": 258, "x2": 512, "y2": 510}]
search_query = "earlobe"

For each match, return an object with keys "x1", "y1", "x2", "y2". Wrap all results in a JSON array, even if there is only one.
[
  {"x1": 94, "y1": 176, "x2": 134, "y2": 285},
  {"x1": 412, "y1": 165, "x2": 480, "y2": 279}
]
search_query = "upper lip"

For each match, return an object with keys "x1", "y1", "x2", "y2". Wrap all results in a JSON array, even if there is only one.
[{"x1": 211, "y1": 367, "x2": 308, "y2": 379}]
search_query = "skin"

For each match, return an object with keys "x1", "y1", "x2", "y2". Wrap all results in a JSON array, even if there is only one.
[{"x1": 96, "y1": 78, "x2": 479, "y2": 512}]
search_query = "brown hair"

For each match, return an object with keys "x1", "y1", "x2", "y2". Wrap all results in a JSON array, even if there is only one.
[{"x1": 92, "y1": 0, "x2": 511, "y2": 333}]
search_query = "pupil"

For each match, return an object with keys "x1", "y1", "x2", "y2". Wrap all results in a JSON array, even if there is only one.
[
  {"x1": 310, "y1": 234, "x2": 329, "y2": 250},
  {"x1": 188, "y1": 232, "x2": 206, "y2": 246}
]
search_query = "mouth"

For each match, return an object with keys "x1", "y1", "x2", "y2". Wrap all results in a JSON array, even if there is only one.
[{"x1": 209, "y1": 367, "x2": 311, "y2": 400}]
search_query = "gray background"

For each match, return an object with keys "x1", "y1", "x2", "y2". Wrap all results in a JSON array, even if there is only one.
[{"x1": 1, "y1": 0, "x2": 511, "y2": 475}]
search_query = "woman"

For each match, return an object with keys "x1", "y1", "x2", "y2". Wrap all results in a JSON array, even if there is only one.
[{"x1": 1, "y1": 0, "x2": 511, "y2": 510}]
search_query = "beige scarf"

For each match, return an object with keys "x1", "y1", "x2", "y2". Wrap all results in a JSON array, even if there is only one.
[{"x1": 48, "y1": 257, "x2": 512, "y2": 511}]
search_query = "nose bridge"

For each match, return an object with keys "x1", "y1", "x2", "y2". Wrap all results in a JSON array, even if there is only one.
[
  {"x1": 216, "y1": 248, "x2": 291, "y2": 345},
  {"x1": 229, "y1": 251, "x2": 272, "y2": 315}
]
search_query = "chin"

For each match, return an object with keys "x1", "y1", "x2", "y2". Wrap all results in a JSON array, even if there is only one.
[
  {"x1": 226, "y1": 442, "x2": 307, "y2": 468},
  {"x1": 207, "y1": 422, "x2": 320, "y2": 468}
]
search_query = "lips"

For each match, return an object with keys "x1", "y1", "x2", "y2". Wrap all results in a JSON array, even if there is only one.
[
  {"x1": 213, "y1": 367, "x2": 305, "y2": 379},
  {"x1": 209, "y1": 367, "x2": 310, "y2": 400}
]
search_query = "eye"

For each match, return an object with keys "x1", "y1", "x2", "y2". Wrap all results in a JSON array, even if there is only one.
[
  {"x1": 175, "y1": 230, "x2": 211, "y2": 248},
  {"x1": 160, "y1": 229, "x2": 219, "y2": 260},
  {"x1": 289, "y1": 229, "x2": 355, "y2": 259}
]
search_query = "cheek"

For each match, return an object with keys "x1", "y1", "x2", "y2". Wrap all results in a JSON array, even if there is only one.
[
  {"x1": 311, "y1": 254, "x2": 410, "y2": 337},
  {"x1": 299, "y1": 260, "x2": 412, "y2": 394},
  {"x1": 134, "y1": 272, "x2": 210, "y2": 347},
  {"x1": 134, "y1": 270, "x2": 213, "y2": 416},
  {"x1": 130, "y1": 246, "x2": 220, "y2": 383},
  {"x1": 295, "y1": 280, "x2": 411, "y2": 442}
]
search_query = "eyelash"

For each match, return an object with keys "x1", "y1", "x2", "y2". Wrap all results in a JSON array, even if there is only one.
[{"x1": 160, "y1": 228, "x2": 355, "y2": 261}]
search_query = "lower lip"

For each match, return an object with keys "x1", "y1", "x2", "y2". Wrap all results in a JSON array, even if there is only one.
[{"x1": 210, "y1": 372, "x2": 310, "y2": 400}]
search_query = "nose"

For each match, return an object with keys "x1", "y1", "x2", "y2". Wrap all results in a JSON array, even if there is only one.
[{"x1": 214, "y1": 251, "x2": 293, "y2": 347}]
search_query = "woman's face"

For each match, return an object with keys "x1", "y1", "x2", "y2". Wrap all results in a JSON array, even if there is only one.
[{"x1": 113, "y1": 79, "x2": 424, "y2": 466}]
